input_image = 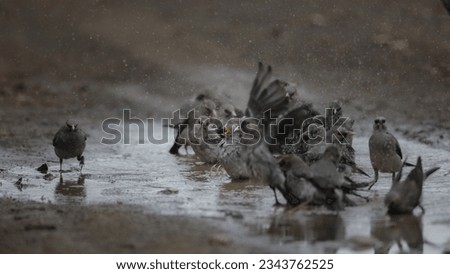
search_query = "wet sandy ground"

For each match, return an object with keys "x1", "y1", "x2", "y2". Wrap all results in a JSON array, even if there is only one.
[
  {"x1": 1, "y1": 0, "x2": 450, "y2": 253},
  {"x1": 1, "y1": 121, "x2": 450, "y2": 253}
]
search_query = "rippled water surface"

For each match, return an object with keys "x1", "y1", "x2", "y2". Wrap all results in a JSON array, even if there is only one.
[{"x1": 1, "y1": 125, "x2": 450, "y2": 253}]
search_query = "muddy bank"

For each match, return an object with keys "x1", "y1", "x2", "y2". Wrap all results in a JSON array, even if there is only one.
[{"x1": 0, "y1": 198, "x2": 241, "y2": 253}]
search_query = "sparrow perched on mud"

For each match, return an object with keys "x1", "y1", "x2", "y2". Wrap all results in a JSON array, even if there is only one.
[
  {"x1": 384, "y1": 157, "x2": 439, "y2": 215},
  {"x1": 368, "y1": 117, "x2": 407, "y2": 189},
  {"x1": 53, "y1": 120, "x2": 87, "y2": 172}
]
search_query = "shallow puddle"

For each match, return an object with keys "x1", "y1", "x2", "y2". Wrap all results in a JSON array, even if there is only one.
[{"x1": 1, "y1": 125, "x2": 450, "y2": 253}]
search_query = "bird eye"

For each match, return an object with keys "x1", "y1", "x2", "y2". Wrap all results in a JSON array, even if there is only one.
[{"x1": 381, "y1": 119, "x2": 386, "y2": 124}]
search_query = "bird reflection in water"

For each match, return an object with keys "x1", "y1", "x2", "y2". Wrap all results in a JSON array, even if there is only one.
[
  {"x1": 267, "y1": 213, "x2": 345, "y2": 253},
  {"x1": 371, "y1": 214, "x2": 423, "y2": 254},
  {"x1": 55, "y1": 174, "x2": 86, "y2": 202}
]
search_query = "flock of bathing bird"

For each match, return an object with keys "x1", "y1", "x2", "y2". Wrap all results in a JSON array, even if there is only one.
[
  {"x1": 51, "y1": 62, "x2": 439, "y2": 216},
  {"x1": 167, "y1": 62, "x2": 440, "y2": 215}
]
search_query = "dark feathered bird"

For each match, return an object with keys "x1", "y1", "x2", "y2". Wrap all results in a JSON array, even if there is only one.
[
  {"x1": 277, "y1": 146, "x2": 350, "y2": 210},
  {"x1": 301, "y1": 124, "x2": 369, "y2": 178},
  {"x1": 245, "y1": 62, "x2": 294, "y2": 119},
  {"x1": 384, "y1": 157, "x2": 440, "y2": 215},
  {"x1": 228, "y1": 117, "x2": 285, "y2": 203},
  {"x1": 278, "y1": 104, "x2": 320, "y2": 154},
  {"x1": 307, "y1": 145, "x2": 347, "y2": 210},
  {"x1": 244, "y1": 62, "x2": 297, "y2": 153},
  {"x1": 188, "y1": 116, "x2": 222, "y2": 164},
  {"x1": 368, "y1": 117, "x2": 408, "y2": 189},
  {"x1": 277, "y1": 154, "x2": 324, "y2": 206},
  {"x1": 217, "y1": 123, "x2": 251, "y2": 180},
  {"x1": 53, "y1": 120, "x2": 87, "y2": 172},
  {"x1": 169, "y1": 98, "x2": 217, "y2": 155},
  {"x1": 217, "y1": 62, "x2": 294, "y2": 196}
]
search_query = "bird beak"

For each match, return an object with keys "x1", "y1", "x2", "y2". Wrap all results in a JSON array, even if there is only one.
[
  {"x1": 71, "y1": 125, "x2": 76, "y2": 131},
  {"x1": 347, "y1": 131, "x2": 355, "y2": 136},
  {"x1": 212, "y1": 110, "x2": 218, "y2": 117},
  {"x1": 232, "y1": 111, "x2": 237, "y2": 117}
]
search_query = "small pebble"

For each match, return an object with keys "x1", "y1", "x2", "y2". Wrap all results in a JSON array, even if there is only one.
[
  {"x1": 43, "y1": 173, "x2": 55, "y2": 181},
  {"x1": 158, "y1": 188, "x2": 179, "y2": 195},
  {"x1": 36, "y1": 163, "x2": 49, "y2": 174}
]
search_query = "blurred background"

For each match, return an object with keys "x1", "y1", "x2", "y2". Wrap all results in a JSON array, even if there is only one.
[{"x1": 1, "y1": 0, "x2": 449, "y2": 127}]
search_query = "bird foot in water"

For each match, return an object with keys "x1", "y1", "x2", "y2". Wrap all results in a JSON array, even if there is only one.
[
  {"x1": 77, "y1": 155, "x2": 85, "y2": 172},
  {"x1": 418, "y1": 204, "x2": 426, "y2": 216},
  {"x1": 210, "y1": 164, "x2": 222, "y2": 173},
  {"x1": 272, "y1": 201, "x2": 286, "y2": 207}
]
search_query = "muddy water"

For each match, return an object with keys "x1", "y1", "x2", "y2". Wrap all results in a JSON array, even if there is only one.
[{"x1": 1, "y1": 124, "x2": 450, "y2": 253}]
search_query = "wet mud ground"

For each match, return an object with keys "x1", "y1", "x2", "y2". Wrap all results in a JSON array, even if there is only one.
[
  {"x1": 1, "y1": 117, "x2": 450, "y2": 253},
  {"x1": 1, "y1": 0, "x2": 450, "y2": 253}
]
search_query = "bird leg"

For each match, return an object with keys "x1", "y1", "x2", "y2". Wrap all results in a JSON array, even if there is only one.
[
  {"x1": 272, "y1": 188, "x2": 284, "y2": 207},
  {"x1": 169, "y1": 125, "x2": 188, "y2": 155},
  {"x1": 418, "y1": 204, "x2": 426, "y2": 215},
  {"x1": 396, "y1": 240, "x2": 404, "y2": 253},
  {"x1": 77, "y1": 155, "x2": 85, "y2": 172},
  {"x1": 59, "y1": 158, "x2": 63, "y2": 173},
  {"x1": 169, "y1": 143, "x2": 181, "y2": 155},
  {"x1": 368, "y1": 169, "x2": 379, "y2": 190}
]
